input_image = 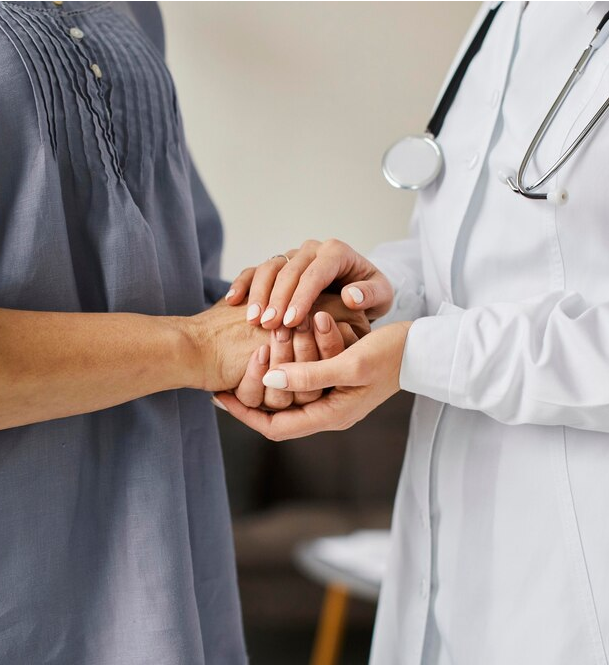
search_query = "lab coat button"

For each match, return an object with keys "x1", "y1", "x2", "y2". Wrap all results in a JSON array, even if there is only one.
[
  {"x1": 491, "y1": 89, "x2": 501, "y2": 108},
  {"x1": 70, "y1": 27, "x2": 84, "y2": 40},
  {"x1": 420, "y1": 578, "x2": 428, "y2": 599},
  {"x1": 419, "y1": 509, "x2": 427, "y2": 528},
  {"x1": 467, "y1": 153, "x2": 479, "y2": 170}
]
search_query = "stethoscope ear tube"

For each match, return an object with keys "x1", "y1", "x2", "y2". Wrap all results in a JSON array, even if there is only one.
[{"x1": 426, "y1": 2, "x2": 503, "y2": 138}]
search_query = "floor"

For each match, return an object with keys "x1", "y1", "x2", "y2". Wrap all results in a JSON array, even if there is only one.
[{"x1": 245, "y1": 622, "x2": 374, "y2": 665}]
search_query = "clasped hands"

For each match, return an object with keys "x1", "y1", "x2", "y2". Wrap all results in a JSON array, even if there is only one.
[{"x1": 209, "y1": 240, "x2": 413, "y2": 441}]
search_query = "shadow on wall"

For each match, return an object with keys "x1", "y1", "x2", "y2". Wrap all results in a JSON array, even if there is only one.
[{"x1": 217, "y1": 390, "x2": 414, "y2": 665}]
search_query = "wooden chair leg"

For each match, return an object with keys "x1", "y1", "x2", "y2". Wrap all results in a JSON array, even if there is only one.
[{"x1": 311, "y1": 584, "x2": 350, "y2": 665}]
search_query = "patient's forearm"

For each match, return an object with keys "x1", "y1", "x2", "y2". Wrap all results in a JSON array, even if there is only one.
[{"x1": 0, "y1": 308, "x2": 191, "y2": 430}]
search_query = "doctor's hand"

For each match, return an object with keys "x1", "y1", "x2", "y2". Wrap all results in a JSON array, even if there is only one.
[
  {"x1": 226, "y1": 311, "x2": 358, "y2": 410},
  {"x1": 213, "y1": 321, "x2": 411, "y2": 440},
  {"x1": 225, "y1": 239, "x2": 393, "y2": 331}
]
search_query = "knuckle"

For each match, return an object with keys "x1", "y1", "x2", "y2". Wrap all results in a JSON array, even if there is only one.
[
  {"x1": 301, "y1": 364, "x2": 318, "y2": 388},
  {"x1": 240, "y1": 395, "x2": 261, "y2": 408},
  {"x1": 264, "y1": 392, "x2": 293, "y2": 411},
  {"x1": 301, "y1": 239, "x2": 320, "y2": 251},
  {"x1": 297, "y1": 390, "x2": 322, "y2": 405},
  {"x1": 293, "y1": 338, "x2": 317, "y2": 357},
  {"x1": 280, "y1": 263, "x2": 303, "y2": 280},
  {"x1": 324, "y1": 238, "x2": 345, "y2": 253},
  {"x1": 266, "y1": 425, "x2": 286, "y2": 442}
]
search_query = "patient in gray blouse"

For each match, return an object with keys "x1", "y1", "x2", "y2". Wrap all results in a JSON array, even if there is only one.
[{"x1": 0, "y1": 2, "x2": 364, "y2": 663}]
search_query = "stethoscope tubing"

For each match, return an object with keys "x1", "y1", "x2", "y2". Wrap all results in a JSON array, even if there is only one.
[{"x1": 507, "y1": 15, "x2": 609, "y2": 200}]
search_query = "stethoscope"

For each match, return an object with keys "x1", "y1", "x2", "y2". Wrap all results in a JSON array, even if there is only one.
[{"x1": 382, "y1": 3, "x2": 609, "y2": 206}]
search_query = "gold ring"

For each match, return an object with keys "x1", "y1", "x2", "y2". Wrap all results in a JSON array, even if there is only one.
[{"x1": 269, "y1": 254, "x2": 290, "y2": 264}]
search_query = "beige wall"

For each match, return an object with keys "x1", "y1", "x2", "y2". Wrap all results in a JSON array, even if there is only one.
[{"x1": 160, "y1": 1, "x2": 480, "y2": 280}]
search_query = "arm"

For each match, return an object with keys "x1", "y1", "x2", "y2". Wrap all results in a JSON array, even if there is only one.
[
  {"x1": 402, "y1": 291, "x2": 609, "y2": 432},
  {"x1": 0, "y1": 301, "x2": 266, "y2": 430},
  {"x1": 216, "y1": 289, "x2": 609, "y2": 440}
]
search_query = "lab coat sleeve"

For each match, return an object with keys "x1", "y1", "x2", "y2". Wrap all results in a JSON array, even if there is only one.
[
  {"x1": 402, "y1": 291, "x2": 609, "y2": 432},
  {"x1": 368, "y1": 209, "x2": 426, "y2": 325}
]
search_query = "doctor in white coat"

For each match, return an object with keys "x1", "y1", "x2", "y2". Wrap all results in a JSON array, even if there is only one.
[{"x1": 216, "y1": 2, "x2": 609, "y2": 662}]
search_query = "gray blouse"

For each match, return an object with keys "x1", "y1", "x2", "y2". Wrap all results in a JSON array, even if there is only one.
[{"x1": 0, "y1": 2, "x2": 246, "y2": 663}]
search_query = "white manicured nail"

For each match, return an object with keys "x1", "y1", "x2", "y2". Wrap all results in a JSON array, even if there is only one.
[
  {"x1": 263, "y1": 370, "x2": 288, "y2": 389},
  {"x1": 283, "y1": 306, "x2": 297, "y2": 326},
  {"x1": 260, "y1": 307, "x2": 277, "y2": 324},
  {"x1": 211, "y1": 397, "x2": 228, "y2": 411},
  {"x1": 246, "y1": 304, "x2": 261, "y2": 321},
  {"x1": 225, "y1": 288, "x2": 236, "y2": 300},
  {"x1": 348, "y1": 286, "x2": 364, "y2": 304}
]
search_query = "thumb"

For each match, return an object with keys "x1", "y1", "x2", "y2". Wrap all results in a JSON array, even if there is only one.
[
  {"x1": 262, "y1": 349, "x2": 360, "y2": 392},
  {"x1": 341, "y1": 272, "x2": 393, "y2": 318}
]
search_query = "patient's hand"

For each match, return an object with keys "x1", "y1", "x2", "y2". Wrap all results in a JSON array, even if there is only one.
[{"x1": 226, "y1": 311, "x2": 355, "y2": 411}]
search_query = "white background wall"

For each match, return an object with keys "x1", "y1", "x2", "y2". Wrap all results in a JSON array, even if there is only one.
[{"x1": 160, "y1": 1, "x2": 480, "y2": 280}]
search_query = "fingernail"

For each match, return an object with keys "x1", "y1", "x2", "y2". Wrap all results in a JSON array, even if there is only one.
[
  {"x1": 283, "y1": 306, "x2": 297, "y2": 326},
  {"x1": 260, "y1": 307, "x2": 276, "y2": 324},
  {"x1": 348, "y1": 286, "x2": 364, "y2": 304},
  {"x1": 314, "y1": 311, "x2": 331, "y2": 334},
  {"x1": 296, "y1": 315, "x2": 310, "y2": 333},
  {"x1": 263, "y1": 370, "x2": 288, "y2": 389},
  {"x1": 211, "y1": 396, "x2": 228, "y2": 412},
  {"x1": 246, "y1": 304, "x2": 261, "y2": 321},
  {"x1": 225, "y1": 288, "x2": 236, "y2": 301},
  {"x1": 258, "y1": 344, "x2": 270, "y2": 364},
  {"x1": 275, "y1": 326, "x2": 291, "y2": 343}
]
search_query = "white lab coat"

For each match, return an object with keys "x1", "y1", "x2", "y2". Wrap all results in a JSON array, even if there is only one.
[{"x1": 369, "y1": 2, "x2": 609, "y2": 663}]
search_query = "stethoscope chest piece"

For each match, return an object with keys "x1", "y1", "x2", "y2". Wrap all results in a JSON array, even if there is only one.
[{"x1": 382, "y1": 134, "x2": 443, "y2": 191}]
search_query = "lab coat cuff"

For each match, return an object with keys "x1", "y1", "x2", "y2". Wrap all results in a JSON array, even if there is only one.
[
  {"x1": 400, "y1": 306, "x2": 465, "y2": 403},
  {"x1": 371, "y1": 268, "x2": 425, "y2": 328}
]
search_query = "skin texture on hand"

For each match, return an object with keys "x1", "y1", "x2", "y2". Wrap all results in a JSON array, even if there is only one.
[
  {"x1": 225, "y1": 239, "x2": 393, "y2": 331},
  {"x1": 228, "y1": 311, "x2": 355, "y2": 410},
  {"x1": 188, "y1": 301, "x2": 357, "y2": 406},
  {"x1": 214, "y1": 320, "x2": 412, "y2": 440},
  {"x1": 182, "y1": 300, "x2": 270, "y2": 392}
]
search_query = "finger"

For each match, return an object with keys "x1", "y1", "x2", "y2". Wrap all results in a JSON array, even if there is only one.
[
  {"x1": 312, "y1": 293, "x2": 370, "y2": 340},
  {"x1": 264, "y1": 243, "x2": 320, "y2": 328},
  {"x1": 234, "y1": 345, "x2": 270, "y2": 408},
  {"x1": 262, "y1": 343, "x2": 366, "y2": 394},
  {"x1": 226, "y1": 266, "x2": 256, "y2": 305},
  {"x1": 340, "y1": 272, "x2": 394, "y2": 319},
  {"x1": 213, "y1": 389, "x2": 358, "y2": 441},
  {"x1": 313, "y1": 311, "x2": 346, "y2": 360},
  {"x1": 246, "y1": 255, "x2": 293, "y2": 326},
  {"x1": 285, "y1": 240, "x2": 391, "y2": 328},
  {"x1": 263, "y1": 326, "x2": 294, "y2": 410},
  {"x1": 282, "y1": 254, "x2": 343, "y2": 328},
  {"x1": 336, "y1": 322, "x2": 359, "y2": 349},
  {"x1": 292, "y1": 315, "x2": 322, "y2": 405}
]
